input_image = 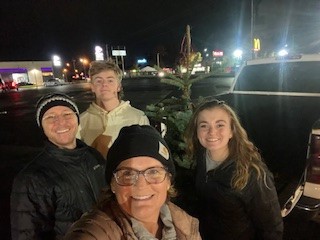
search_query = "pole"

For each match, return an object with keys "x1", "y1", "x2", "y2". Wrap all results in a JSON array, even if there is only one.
[
  {"x1": 121, "y1": 55, "x2": 125, "y2": 73},
  {"x1": 106, "y1": 44, "x2": 110, "y2": 60},
  {"x1": 82, "y1": 63, "x2": 87, "y2": 79},
  {"x1": 157, "y1": 53, "x2": 160, "y2": 67},
  {"x1": 72, "y1": 59, "x2": 76, "y2": 74},
  {"x1": 251, "y1": 0, "x2": 254, "y2": 59}
]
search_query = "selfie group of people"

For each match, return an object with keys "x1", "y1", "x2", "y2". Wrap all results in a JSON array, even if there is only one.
[{"x1": 10, "y1": 60, "x2": 283, "y2": 239}]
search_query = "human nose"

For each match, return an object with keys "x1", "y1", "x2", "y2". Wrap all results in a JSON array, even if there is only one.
[
  {"x1": 208, "y1": 126, "x2": 216, "y2": 135},
  {"x1": 134, "y1": 172, "x2": 149, "y2": 186},
  {"x1": 54, "y1": 114, "x2": 68, "y2": 124},
  {"x1": 101, "y1": 79, "x2": 108, "y2": 85}
]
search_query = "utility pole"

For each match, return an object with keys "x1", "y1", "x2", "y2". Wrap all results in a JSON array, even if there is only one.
[
  {"x1": 72, "y1": 59, "x2": 76, "y2": 74},
  {"x1": 251, "y1": 0, "x2": 255, "y2": 59},
  {"x1": 121, "y1": 55, "x2": 125, "y2": 73},
  {"x1": 157, "y1": 53, "x2": 160, "y2": 67},
  {"x1": 106, "y1": 44, "x2": 110, "y2": 60}
]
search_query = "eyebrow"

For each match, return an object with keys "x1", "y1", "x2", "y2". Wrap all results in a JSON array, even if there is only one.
[
  {"x1": 198, "y1": 119, "x2": 227, "y2": 124},
  {"x1": 216, "y1": 119, "x2": 227, "y2": 124}
]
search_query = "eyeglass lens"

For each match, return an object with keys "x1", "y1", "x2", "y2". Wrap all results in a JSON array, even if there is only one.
[{"x1": 113, "y1": 167, "x2": 167, "y2": 186}]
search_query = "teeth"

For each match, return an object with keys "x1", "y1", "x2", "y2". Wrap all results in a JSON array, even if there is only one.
[
  {"x1": 57, "y1": 129, "x2": 69, "y2": 133},
  {"x1": 132, "y1": 195, "x2": 152, "y2": 200},
  {"x1": 208, "y1": 138, "x2": 218, "y2": 142}
]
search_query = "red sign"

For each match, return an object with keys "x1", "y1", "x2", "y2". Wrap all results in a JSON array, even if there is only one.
[{"x1": 213, "y1": 51, "x2": 223, "y2": 57}]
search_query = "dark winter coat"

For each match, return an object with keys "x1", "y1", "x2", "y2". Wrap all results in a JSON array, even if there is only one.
[
  {"x1": 10, "y1": 140, "x2": 106, "y2": 240},
  {"x1": 195, "y1": 151, "x2": 283, "y2": 240}
]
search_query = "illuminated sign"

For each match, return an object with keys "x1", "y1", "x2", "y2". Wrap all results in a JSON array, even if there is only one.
[
  {"x1": 213, "y1": 51, "x2": 223, "y2": 57},
  {"x1": 112, "y1": 50, "x2": 126, "y2": 56},
  {"x1": 137, "y1": 58, "x2": 147, "y2": 64},
  {"x1": 95, "y1": 46, "x2": 104, "y2": 60},
  {"x1": 53, "y1": 55, "x2": 61, "y2": 67},
  {"x1": 254, "y1": 38, "x2": 261, "y2": 51}
]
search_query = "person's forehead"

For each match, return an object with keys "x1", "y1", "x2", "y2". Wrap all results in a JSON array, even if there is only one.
[
  {"x1": 93, "y1": 70, "x2": 117, "y2": 78},
  {"x1": 197, "y1": 108, "x2": 230, "y2": 122}
]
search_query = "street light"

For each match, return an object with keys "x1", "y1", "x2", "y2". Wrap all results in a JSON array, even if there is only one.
[
  {"x1": 233, "y1": 49, "x2": 243, "y2": 59},
  {"x1": 79, "y1": 58, "x2": 88, "y2": 79}
]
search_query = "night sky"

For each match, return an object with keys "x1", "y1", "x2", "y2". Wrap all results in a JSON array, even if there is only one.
[
  {"x1": 1, "y1": 0, "x2": 319, "y2": 68},
  {"x1": 0, "y1": 0, "x2": 251, "y2": 67}
]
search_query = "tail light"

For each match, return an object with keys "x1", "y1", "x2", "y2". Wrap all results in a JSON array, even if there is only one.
[{"x1": 304, "y1": 126, "x2": 320, "y2": 199}]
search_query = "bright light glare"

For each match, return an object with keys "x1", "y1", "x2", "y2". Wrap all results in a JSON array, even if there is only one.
[
  {"x1": 158, "y1": 71, "x2": 165, "y2": 77},
  {"x1": 233, "y1": 49, "x2": 243, "y2": 58},
  {"x1": 53, "y1": 55, "x2": 61, "y2": 67},
  {"x1": 278, "y1": 49, "x2": 288, "y2": 56},
  {"x1": 181, "y1": 67, "x2": 187, "y2": 73}
]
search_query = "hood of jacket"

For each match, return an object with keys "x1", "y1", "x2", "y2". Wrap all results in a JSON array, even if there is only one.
[{"x1": 86, "y1": 100, "x2": 131, "y2": 117}]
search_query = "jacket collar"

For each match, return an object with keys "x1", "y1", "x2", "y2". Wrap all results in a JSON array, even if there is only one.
[{"x1": 44, "y1": 139, "x2": 89, "y2": 163}]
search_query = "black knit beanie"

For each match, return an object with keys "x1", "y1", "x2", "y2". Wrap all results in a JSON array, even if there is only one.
[
  {"x1": 36, "y1": 93, "x2": 80, "y2": 127},
  {"x1": 106, "y1": 125, "x2": 175, "y2": 184}
]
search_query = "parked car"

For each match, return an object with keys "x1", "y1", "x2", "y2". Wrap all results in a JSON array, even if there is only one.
[
  {"x1": 215, "y1": 54, "x2": 320, "y2": 221},
  {"x1": 1, "y1": 80, "x2": 19, "y2": 92},
  {"x1": 43, "y1": 78, "x2": 63, "y2": 87}
]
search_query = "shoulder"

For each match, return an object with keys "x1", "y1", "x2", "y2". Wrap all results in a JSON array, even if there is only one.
[
  {"x1": 12, "y1": 158, "x2": 53, "y2": 195},
  {"x1": 168, "y1": 202, "x2": 199, "y2": 225},
  {"x1": 87, "y1": 145, "x2": 107, "y2": 164},
  {"x1": 168, "y1": 202, "x2": 200, "y2": 238},
  {"x1": 64, "y1": 209, "x2": 123, "y2": 240},
  {"x1": 119, "y1": 101, "x2": 145, "y2": 114},
  {"x1": 80, "y1": 103, "x2": 104, "y2": 119},
  {"x1": 245, "y1": 162, "x2": 277, "y2": 196},
  {"x1": 14, "y1": 151, "x2": 53, "y2": 181}
]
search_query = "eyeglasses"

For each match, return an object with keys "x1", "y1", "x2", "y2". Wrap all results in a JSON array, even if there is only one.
[
  {"x1": 42, "y1": 112, "x2": 76, "y2": 124},
  {"x1": 113, "y1": 167, "x2": 168, "y2": 186}
]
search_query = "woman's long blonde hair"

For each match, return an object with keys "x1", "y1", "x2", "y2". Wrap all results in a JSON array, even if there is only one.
[{"x1": 185, "y1": 99, "x2": 267, "y2": 190}]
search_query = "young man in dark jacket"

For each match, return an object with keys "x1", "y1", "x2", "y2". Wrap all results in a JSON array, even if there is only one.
[{"x1": 10, "y1": 93, "x2": 106, "y2": 240}]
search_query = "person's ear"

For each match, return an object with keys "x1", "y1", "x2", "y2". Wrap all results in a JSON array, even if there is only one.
[
  {"x1": 110, "y1": 180, "x2": 116, "y2": 193},
  {"x1": 90, "y1": 83, "x2": 95, "y2": 93},
  {"x1": 117, "y1": 84, "x2": 122, "y2": 93}
]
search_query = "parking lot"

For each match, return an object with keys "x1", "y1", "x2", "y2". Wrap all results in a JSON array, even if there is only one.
[{"x1": 1, "y1": 79, "x2": 320, "y2": 239}]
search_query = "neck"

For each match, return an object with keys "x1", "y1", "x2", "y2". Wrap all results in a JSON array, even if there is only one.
[
  {"x1": 142, "y1": 220, "x2": 162, "y2": 238},
  {"x1": 96, "y1": 98, "x2": 120, "y2": 112},
  {"x1": 209, "y1": 147, "x2": 229, "y2": 162}
]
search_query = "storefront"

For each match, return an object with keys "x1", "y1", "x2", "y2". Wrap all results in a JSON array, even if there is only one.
[{"x1": 0, "y1": 61, "x2": 56, "y2": 86}]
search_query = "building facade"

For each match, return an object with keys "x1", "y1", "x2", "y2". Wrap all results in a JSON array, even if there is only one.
[{"x1": 0, "y1": 61, "x2": 60, "y2": 86}]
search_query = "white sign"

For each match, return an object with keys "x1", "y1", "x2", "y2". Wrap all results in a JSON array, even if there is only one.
[
  {"x1": 53, "y1": 55, "x2": 61, "y2": 67},
  {"x1": 112, "y1": 50, "x2": 126, "y2": 56},
  {"x1": 95, "y1": 46, "x2": 104, "y2": 60}
]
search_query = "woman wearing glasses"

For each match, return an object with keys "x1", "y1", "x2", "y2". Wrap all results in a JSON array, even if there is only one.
[{"x1": 64, "y1": 125, "x2": 201, "y2": 240}]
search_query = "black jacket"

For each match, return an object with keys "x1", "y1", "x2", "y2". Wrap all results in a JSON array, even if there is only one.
[
  {"x1": 195, "y1": 151, "x2": 283, "y2": 240},
  {"x1": 10, "y1": 140, "x2": 106, "y2": 240}
]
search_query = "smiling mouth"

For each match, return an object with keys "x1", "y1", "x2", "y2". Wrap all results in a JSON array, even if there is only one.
[
  {"x1": 56, "y1": 128, "x2": 69, "y2": 134},
  {"x1": 132, "y1": 195, "x2": 153, "y2": 200},
  {"x1": 207, "y1": 138, "x2": 219, "y2": 142}
]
